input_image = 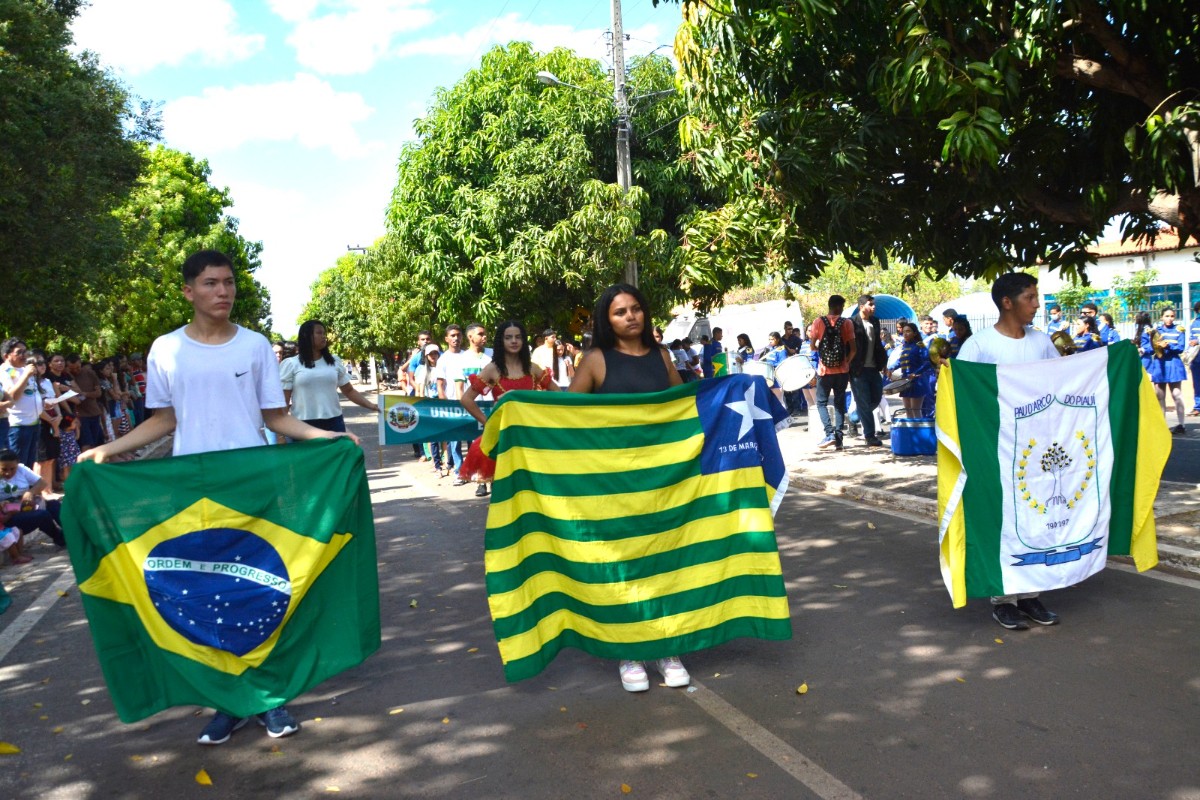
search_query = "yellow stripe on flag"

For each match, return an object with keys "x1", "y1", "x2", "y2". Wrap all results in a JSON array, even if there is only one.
[
  {"x1": 487, "y1": 551, "x2": 787, "y2": 620},
  {"x1": 1130, "y1": 372, "x2": 1169, "y2": 571},
  {"x1": 485, "y1": 467, "x2": 767, "y2": 529},
  {"x1": 482, "y1": 394, "x2": 698, "y2": 453},
  {"x1": 496, "y1": 595, "x2": 792, "y2": 664},
  {"x1": 484, "y1": 507, "x2": 776, "y2": 572},
  {"x1": 934, "y1": 362, "x2": 969, "y2": 608},
  {"x1": 492, "y1": 432, "x2": 705, "y2": 481}
]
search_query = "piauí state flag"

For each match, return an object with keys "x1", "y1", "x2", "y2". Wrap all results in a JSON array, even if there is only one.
[
  {"x1": 935, "y1": 341, "x2": 1169, "y2": 608},
  {"x1": 62, "y1": 438, "x2": 380, "y2": 722},
  {"x1": 481, "y1": 373, "x2": 792, "y2": 682}
]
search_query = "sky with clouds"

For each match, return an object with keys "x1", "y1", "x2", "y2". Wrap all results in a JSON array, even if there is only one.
[{"x1": 71, "y1": 0, "x2": 683, "y2": 335}]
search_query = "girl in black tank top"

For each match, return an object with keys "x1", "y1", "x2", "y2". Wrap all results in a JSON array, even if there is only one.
[{"x1": 568, "y1": 283, "x2": 693, "y2": 693}]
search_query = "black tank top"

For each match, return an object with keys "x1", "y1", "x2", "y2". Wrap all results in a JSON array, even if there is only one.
[{"x1": 598, "y1": 348, "x2": 672, "y2": 394}]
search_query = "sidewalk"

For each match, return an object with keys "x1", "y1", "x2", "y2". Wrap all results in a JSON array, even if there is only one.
[{"x1": 778, "y1": 417, "x2": 1200, "y2": 572}]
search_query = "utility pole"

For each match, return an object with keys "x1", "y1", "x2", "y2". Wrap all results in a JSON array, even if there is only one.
[{"x1": 611, "y1": 0, "x2": 637, "y2": 287}]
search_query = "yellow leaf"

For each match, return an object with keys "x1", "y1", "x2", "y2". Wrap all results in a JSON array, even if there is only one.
[
  {"x1": 130, "y1": 755, "x2": 144, "y2": 761},
  {"x1": 57, "y1": 590, "x2": 69, "y2": 597},
  {"x1": 39, "y1": 715, "x2": 48, "y2": 721},
  {"x1": 0, "y1": 742, "x2": 21, "y2": 755},
  {"x1": 313, "y1": 717, "x2": 322, "y2": 722},
  {"x1": 467, "y1": 647, "x2": 479, "y2": 653},
  {"x1": 559, "y1": 707, "x2": 567, "y2": 712},
  {"x1": 51, "y1": 726, "x2": 64, "y2": 734},
  {"x1": 956, "y1": 677, "x2": 966, "y2": 683},
  {"x1": 195, "y1": 768, "x2": 212, "y2": 786},
  {"x1": 388, "y1": 708, "x2": 404, "y2": 715},
  {"x1": 32, "y1": 703, "x2": 42, "y2": 708},
  {"x1": 326, "y1": 788, "x2": 340, "y2": 793},
  {"x1": 796, "y1": 683, "x2": 808, "y2": 695},
  {"x1": 409, "y1": 599, "x2": 418, "y2": 608},
  {"x1": 442, "y1": 717, "x2": 450, "y2": 724},
  {"x1": 621, "y1": 784, "x2": 632, "y2": 794},
  {"x1": 747, "y1": 772, "x2": 758, "y2": 778},
  {"x1": 994, "y1": 638, "x2": 1004, "y2": 644},
  {"x1": 64, "y1": 754, "x2": 72, "y2": 760},
  {"x1": 713, "y1": 673, "x2": 721, "y2": 678},
  {"x1": 866, "y1": 522, "x2": 876, "y2": 530}
]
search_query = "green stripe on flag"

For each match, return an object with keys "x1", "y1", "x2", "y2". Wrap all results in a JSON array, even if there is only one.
[
  {"x1": 951, "y1": 360, "x2": 1005, "y2": 596},
  {"x1": 489, "y1": 417, "x2": 702, "y2": 455},
  {"x1": 1105, "y1": 343, "x2": 1139, "y2": 553},
  {"x1": 491, "y1": 459, "x2": 701, "y2": 500}
]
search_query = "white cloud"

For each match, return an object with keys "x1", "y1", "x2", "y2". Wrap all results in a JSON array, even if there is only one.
[
  {"x1": 162, "y1": 74, "x2": 379, "y2": 158},
  {"x1": 393, "y1": 15, "x2": 667, "y2": 66},
  {"x1": 70, "y1": 0, "x2": 263, "y2": 75},
  {"x1": 270, "y1": 0, "x2": 436, "y2": 75}
]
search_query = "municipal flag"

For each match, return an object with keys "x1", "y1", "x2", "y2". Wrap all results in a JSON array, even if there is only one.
[
  {"x1": 935, "y1": 342, "x2": 1169, "y2": 607},
  {"x1": 378, "y1": 395, "x2": 493, "y2": 445},
  {"x1": 482, "y1": 374, "x2": 792, "y2": 682},
  {"x1": 62, "y1": 438, "x2": 380, "y2": 722}
]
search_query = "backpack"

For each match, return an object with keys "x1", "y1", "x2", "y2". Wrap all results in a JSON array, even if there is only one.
[{"x1": 818, "y1": 316, "x2": 847, "y2": 367}]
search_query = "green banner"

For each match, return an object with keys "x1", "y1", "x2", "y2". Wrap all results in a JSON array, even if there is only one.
[{"x1": 377, "y1": 394, "x2": 494, "y2": 445}]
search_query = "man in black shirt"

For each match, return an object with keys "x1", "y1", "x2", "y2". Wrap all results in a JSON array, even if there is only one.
[{"x1": 849, "y1": 295, "x2": 887, "y2": 446}]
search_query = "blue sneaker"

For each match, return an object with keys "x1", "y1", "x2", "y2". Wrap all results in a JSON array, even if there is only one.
[
  {"x1": 817, "y1": 434, "x2": 837, "y2": 450},
  {"x1": 257, "y1": 706, "x2": 300, "y2": 738},
  {"x1": 197, "y1": 711, "x2": 248, "y2": 745}
]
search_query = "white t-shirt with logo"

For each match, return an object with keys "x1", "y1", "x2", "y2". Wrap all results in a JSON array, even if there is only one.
[
  {"x1": 146, "y1": 326, "x2": 286, "y2": 456},
  {"x1": 278, "y1": 355, "x2": 351, "y2": 421},
  {"x1": 0, "y1": 463, "x2": 40, "y2": 504},
  {"x1": 956, "y1": 325, "x2": 1060, "y2": 365},
  {"x1": 1, "y1": 365, "x2": 42, "y2": 425}
]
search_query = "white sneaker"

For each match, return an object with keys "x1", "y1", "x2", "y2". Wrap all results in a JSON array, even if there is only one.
[
  {"x1": 655, "y1": 656, "x2": 690, "y2": 688},
  {"x1": 619, "y1": 660, "x2": 649, "y2": 692}
]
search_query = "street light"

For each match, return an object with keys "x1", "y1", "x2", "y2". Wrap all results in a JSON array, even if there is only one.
[{"x1": 538, "y1": 69, "x2": 675, "y2": 288}]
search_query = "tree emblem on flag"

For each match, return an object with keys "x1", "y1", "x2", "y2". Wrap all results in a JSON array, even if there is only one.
[{"x1": 1040, "y1": 442, "x2": 1072, "y2": 507}]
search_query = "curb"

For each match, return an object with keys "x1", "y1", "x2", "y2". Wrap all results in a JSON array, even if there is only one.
[{"x1": 787, "y1": 469, "x2": 1200, "y2": 573}]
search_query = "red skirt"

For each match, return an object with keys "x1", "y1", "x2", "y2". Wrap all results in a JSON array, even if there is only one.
[{"x1": 459, "y1": 436, "x2": 495, "y2": 483}]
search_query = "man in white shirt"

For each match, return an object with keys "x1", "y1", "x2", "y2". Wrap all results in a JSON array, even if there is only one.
[
  {"x1": 956, "y1": 272, "x2": 1061, "y2": 631},
  {"x1": 435, "y1": 324, "x2": 469, "y2": 479},
  {"x1": 531, "y1": 328, "x2": 557, "y2": 371},
  {"x1": 439, "y1": 322, "x2": 492, "y2": 485},
  {"x1": 79, "y1": 250, "x2": 358, "y2": 746}
]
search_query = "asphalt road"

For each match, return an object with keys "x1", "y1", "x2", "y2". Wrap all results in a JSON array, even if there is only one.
[{"x1": 2, "y1": 402, "x2": 1198, "y2": 799}]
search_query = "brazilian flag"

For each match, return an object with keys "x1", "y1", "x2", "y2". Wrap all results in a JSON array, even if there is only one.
[{"x1": 63, "y1": 438, "x2": 380, "y2": 723}]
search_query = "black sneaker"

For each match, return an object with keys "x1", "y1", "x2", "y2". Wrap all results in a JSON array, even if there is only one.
[
  {"x1": 834, "y1": 434, "x2": 844, "y2": 451},
  {"x1": 865, "y1": 437, "x2": 884, "y2": 447},
  {"x1": 1016, "y1": 598, "x2": 1060, "y2": 626},
  {"x1": 991, "y1": 603, "x2": 1029, "y2": 630},
  {"x1": 475, "y1": 483, "x2": 489, "y2": 497},
  {"x1": 1171, "y1": 425, "x2": 1186, "y2": 435}
]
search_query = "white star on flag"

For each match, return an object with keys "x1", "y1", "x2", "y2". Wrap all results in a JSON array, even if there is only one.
[{"x1": 725, "y1": 382, "x2": 774, "y2": 440}]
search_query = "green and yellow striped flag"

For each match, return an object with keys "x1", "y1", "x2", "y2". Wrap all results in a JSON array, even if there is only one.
[
  {"x1": 482, "y1": 374, "x2": 792, "y2": 681},
  {"x1": 936, "y1": 342, "x2": 1168, "y2": 607},
  {"x1": 62, "y1": 439, "x2": 380, "y2": 722}
]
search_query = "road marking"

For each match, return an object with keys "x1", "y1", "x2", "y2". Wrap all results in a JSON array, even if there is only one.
[
  {"x1": 685, "y1": 679, "x2": 863, "y2": 799},
  {"x1": 815, "y1": 492, "x2": 1200, "y2": 590},
  {"x1": 0, "y1": 567, "x2": 76, "y2": 664}
]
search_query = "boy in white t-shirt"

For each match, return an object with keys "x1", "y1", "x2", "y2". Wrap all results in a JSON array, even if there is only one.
[
  {"x1": 956, "y1": 272, "x2": 1061, "y2": 631},
  {"x1": 79, "y1": 250, "x2": 359, "y2": 746}
]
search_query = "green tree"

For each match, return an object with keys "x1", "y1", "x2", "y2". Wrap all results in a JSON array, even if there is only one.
[
  {"x1": 0, "y1": 0, "x2": 143, "y2": 342},
  {"x1": 90, "y1": 144, "x2": 271, "y2": 354},
  {"x1": 370, "y1": 42, "x2": 710, "y2": 341},
  {"x1": 666, "y1": 0, "x2": 1200, "y2": 286}
]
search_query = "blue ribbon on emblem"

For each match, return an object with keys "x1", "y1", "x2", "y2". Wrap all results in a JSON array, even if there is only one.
[{"x1": 1011, "y1": 537, "x2": 1105, "y2": 567}]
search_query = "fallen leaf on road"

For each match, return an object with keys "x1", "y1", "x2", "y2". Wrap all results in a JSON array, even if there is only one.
[
  {"x1": 269, "y1": 745, "x2": 283, "y2": 756},
  {"x1": 442, "y1": 717, "x2": 450, "y2": 724},
  {"x1": 39, "y1": 715, "x2": 48, "y2": 721},
  {"x1": 51, "y1": 726, "x2": 64, "y2": 734},
  {"x1": 747, "y1": 773, "x2": 758, "y2": 778},
  {"x1": 40, "y1": 678, "x2": 50, "y2": 685},
  {"x1": 388, "y1": 708, "x2": 404, "y2": 715},
  {"x1": 833, "y1": 584, "x2": 848, "y2": 589},
  {"x1": 81, "y1": 699, "x2": 90, "y2": 705},
  {"x1": 57, "y1": 590, "x2": 69, "y2": 597},
  {"x1": 994, "y1": 638, "x2": 1004, "y2": 644},
  {"x1": 409, "y1": 600, "x2": 418, "y2": 608},
  {"x1": 713, "y1": 673, "x2": 721, "y2": 678},
  {"x1": 621, "y1": 784, "x2": 632, "y2": 794},
  {"x1": 467, "y1": 647, "x2": 478, "y2": 653},
  {"x1": 577, "y1": 723, "x2": 587, "y2": 730},
  {"x1": 797, "y1": 683, "x2": 809, "y2": 695},
  {"x1": 130, "y1": 755, "x2": 143, "y2": 762},
  {"x1": 0, "y1": 742, "x2": 20, "y2": 755},
  {"x1": 64, "y1": 754, "x2": 72, "y2": 760},
  {"x1": 867, "y1": 522, "x2": 876, "y2": 530},
  {"x1": 325, "y1": 787, "x2": 340, "y2": 793},
  {"x1": 956, "y1": 678, "x2": 966, "y2": 683},
  {"x1": 559, "y1": 707, "x2": 567, "y2": 712},
  {"x1": 313, "y1": 717, "x2": 323, "y2": 722},
  {"x1": 32, "y1": 703, "x2": 42, "y2": 708},
  {"x1": 195, "y1": 768, "x2": 212, "y2": 786}
]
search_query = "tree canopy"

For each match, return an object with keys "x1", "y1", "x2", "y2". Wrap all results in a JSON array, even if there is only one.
[
  {"x1": 667, "y1": 0, "x2": 1200, "y2": 285},
  {"x1": 345, "y1": 42, "x2": 711, "y2": 347},
  {"x1": 1, "y1": 0, "x2": 143, "y2": 341}
]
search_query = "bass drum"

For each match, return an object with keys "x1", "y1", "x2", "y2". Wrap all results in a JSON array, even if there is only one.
[
  {"x1": 741, "y1": 359, "x2": 775, "y2": 385},
  {"x1": 775, "y1": 355, "x2": 816, "y2": 392}
]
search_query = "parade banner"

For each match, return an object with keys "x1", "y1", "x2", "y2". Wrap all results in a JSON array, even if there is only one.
[
  {"x1": 62, "y1": 439, "x2": 380, "y2": 722},
  {"x1": 935, "y1": 342, "x2": 1169, "y2": 608},
  {"x1": 378, "y1": 394, "x2": 493, "y2": 445},
  {"x1": 481, "y1": 374, "x2": 792, "y2": 682}
]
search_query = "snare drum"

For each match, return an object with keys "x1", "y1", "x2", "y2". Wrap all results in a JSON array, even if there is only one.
[
  {"x1": 775, "y1": 355, "x2": 816, "y2": 392},
  {"x1": 741, "y1": 359, "x2": 775, "y2": 384},
  {"x1": 883, "y1": 376, "x2": 916, "y2": 395}
]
